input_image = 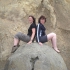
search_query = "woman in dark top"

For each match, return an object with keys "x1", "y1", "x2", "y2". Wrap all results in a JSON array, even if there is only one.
[
  {"x1": 36, "y1": 15, "x2": 60, "y2": 52},
  {"x1": 11, "y1": 16, "x2": 36, "y2": 53}
]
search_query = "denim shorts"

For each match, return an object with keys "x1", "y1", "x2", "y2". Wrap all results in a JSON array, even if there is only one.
[{"x1": 36, "y1": 35, "x2": 48, "y2": 43}]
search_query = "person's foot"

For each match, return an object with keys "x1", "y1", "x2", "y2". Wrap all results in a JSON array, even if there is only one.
[
  {"x1": 54, "y1": 48, "x2": 60, "y2": 53},
  {"x1": 11, "y1": 46, "x2": 19, "y2": 53}
]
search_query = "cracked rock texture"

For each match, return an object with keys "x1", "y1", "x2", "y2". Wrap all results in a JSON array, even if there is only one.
[
  {"x1": 0, "y1": 0, "x2": 70, "y2": 70},
  {"x1": 4, "y1": 43, "x2": 67, "y2": 70}
]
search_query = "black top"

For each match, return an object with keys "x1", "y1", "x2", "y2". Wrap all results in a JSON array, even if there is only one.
[
  {"x1": 36, "y1": 23, "x2": 46, "y2": 42},
  {"x1": 27, "y1": 23, "x2": 36, "y2": 36}
]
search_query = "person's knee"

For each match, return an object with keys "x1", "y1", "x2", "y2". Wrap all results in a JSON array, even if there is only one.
[
  {"x1": 51, "y1": 32, "x2": 56, "y2": 37},
  {"x1": 14, "y1": 32, "x2": 21, "y2": 39}
]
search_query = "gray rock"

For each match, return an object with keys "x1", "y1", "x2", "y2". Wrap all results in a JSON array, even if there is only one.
[{"x1": 4, "y1": 43, "x2": 67, "y2": 70}]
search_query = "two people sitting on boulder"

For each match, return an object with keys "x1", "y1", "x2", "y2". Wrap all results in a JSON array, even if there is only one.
[{"x1": 11, "y1": 15, "x2": 60, "y2": 53}]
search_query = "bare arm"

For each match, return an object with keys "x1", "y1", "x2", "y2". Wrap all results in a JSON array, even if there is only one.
[
  {"x1": 30, "y1": 28, "x2": 35, "y2": 41},
  {"x1": 27, "y1": 28, "x2": 35, "y2": 44}
]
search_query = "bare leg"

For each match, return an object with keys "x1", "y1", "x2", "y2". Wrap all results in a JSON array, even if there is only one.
[
  {"x1": 11, "y1": 38, "x2": 20, "y2": 53},
  {"x1": 47, "y1": 33, "x2": 60, "y2": 52},
  {"x1": 14, "y1": 38, "x2": 20, "y2": 46}
]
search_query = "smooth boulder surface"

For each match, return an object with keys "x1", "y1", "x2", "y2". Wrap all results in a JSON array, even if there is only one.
[{"x1": 4, "y1": 43, "x2": 67, "y2": 70}]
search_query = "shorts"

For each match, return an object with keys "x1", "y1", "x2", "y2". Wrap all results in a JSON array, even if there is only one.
[
  {"x1": 14, "y1": 32, "x2": 31, "y2": 43},
  {"x1": 36, "y1": 35, "x2": 48, "y2": 43}
]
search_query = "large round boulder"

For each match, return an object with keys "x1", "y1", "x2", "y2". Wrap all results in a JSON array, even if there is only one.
[{"x1": 4, "y1": 43, "x2": 67, "y2": 70}]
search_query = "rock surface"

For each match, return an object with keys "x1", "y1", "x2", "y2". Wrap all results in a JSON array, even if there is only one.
[
  {"x1": 0, "y1": 0, "x2": 70, "y2": 70},
  {"x1": 4, "y1": 43, "x2": 67, "y2": 70}
]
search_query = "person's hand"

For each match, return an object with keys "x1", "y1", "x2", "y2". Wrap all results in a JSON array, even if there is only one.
[
  {"x1": 27, "y1": 40, "x2": 32, "y2": 44},
  {"x1": 39, "y1": 42, "x2": 43, "y2": 46}
]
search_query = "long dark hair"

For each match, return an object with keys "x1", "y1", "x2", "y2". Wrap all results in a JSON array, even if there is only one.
[
  {"x1": 29, "y1": 15, "x2": 36, "y2": 24},
  {"x1": 38, "y1": 15, "x2": 46, "y2": 23}
]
